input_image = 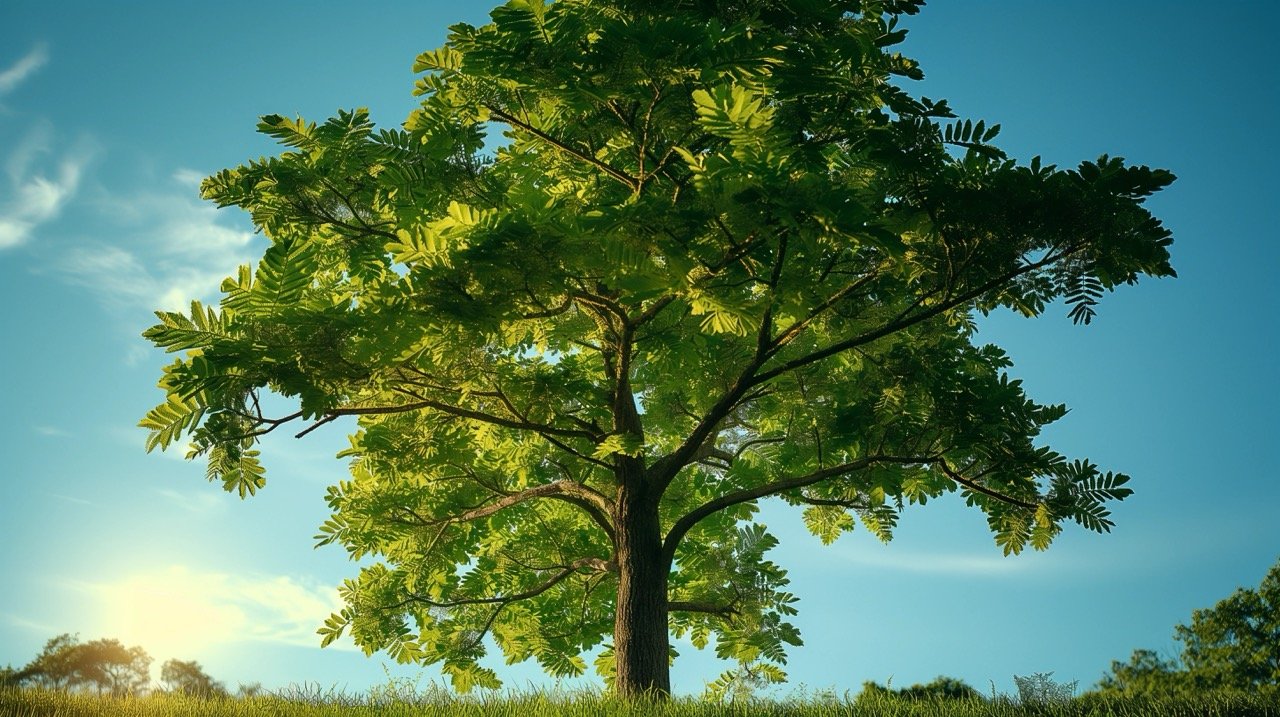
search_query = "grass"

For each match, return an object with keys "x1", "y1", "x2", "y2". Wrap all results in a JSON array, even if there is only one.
[{"x1": 2, "y1": 686, "x2": 1276, "y2": 717}]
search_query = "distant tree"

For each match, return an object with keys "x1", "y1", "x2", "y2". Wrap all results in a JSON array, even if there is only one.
[
  {"x1": 20, "y1": 633, "x2": 82, "y2": 689},
  {"x1": 899, "y1": 676, "x2": 983, "y2": 700},
  {"x1": 235, "y1": 681, "x2": 263, "y2": 698},
  {"x1": 859, "y1": 676, "x2": 982, "y2": 701},
  {"x1": 1095, "y1": 558, "x2": 1280, "y2": 698},
  {"x1": 160, "y1": 659, "x2": 227, "y2": 698},
  {"x1": 1176, "y1": 559, "x2": 1280, "y2": 697},
  {"x1": 1096, "y1": 649, "x2": 1188, "y2": 697},
  {"x1": 72, "y1": 639, "x2": 151, "y2": 696},
  {"x1": 13, "y1": 634, "x2": 150, "y2": 696},
  {"x1": 140, "y1": 0, "x2": 1174, "y2": 697}
]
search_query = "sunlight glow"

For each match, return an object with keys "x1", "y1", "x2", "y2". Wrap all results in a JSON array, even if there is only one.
[{"x1": 93, "y1": 566, "x2": 345, "y2": 661}]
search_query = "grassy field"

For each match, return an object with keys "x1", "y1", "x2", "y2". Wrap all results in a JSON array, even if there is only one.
[{"x1": 2, "y1": 687, "x2": 1277, "y2": 717}]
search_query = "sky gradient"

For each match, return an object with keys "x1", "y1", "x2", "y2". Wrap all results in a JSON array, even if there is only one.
[{"x1": 2, "y1": 0, "x2": 1277, "y2": 698}]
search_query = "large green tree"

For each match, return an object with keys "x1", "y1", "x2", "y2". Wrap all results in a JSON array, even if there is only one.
[{"x1": 141, "y1": 0, "x2": 1174, "y2": 696}]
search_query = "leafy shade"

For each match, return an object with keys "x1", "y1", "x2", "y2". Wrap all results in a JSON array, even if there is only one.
[{"x1": 141, "y1": 0, "x2": 1173, "y2": 696}]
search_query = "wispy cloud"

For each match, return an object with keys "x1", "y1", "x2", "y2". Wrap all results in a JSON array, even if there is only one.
[
  {"x1": 59, "y1": 172, "x2": 259, "y2": 311},
  {"x1": 34, "y1": 425, "x2": 70, "y2": 437},
  {"x1": 2, "y1": 612, "x2": 58, "y2": 635},
  {"x1": 0, "y1": 132, "x2": 90, "y2": 249},
  {"x1": 832, "y1": 546, "x2": 1047, "y2": 576},
  {"x1": 46, "y1": 492, "x2": 91, "y2": 506},
  {"x1": 157, "y1": 487, "x2": 225, "y2": 514},
  {"x1": 79, "y1": 566, "x2": 350, "y2": 660},
  {"x1": 0, "y1": 44, "x2": 48, "y2": 96}
]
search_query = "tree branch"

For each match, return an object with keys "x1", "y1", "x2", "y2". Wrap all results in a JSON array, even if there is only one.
[
  {"x1": 750, "y1": 245, "x2": 1085, "y2": 387},
  {"x1": 934, "y1": 458, "x2": 1037, "y2": 510},
  {"x1": 420, "y1": 480, "x2": 614, "y2": 532},
  {"x1": 663, "y1": 455, "x2": 923, "y2": 563},
  {"x1": 404, "y1": 556, "x2": 610, "y2": 608},
  {"x1": 669, "y1": 600, "x2": 738, "y2": 617},
  {"x1": 486, "y1": 106, "x2": 640, "y2": 190}
]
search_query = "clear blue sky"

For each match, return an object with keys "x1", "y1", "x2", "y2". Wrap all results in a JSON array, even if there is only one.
[{"x1": 2, "y1": 0, "x2": 1277, "y2": 699}]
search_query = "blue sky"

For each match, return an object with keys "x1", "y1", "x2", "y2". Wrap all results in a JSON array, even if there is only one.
[{"x1": 1, "y1": 0, "x2": 1276, "y2": 699}]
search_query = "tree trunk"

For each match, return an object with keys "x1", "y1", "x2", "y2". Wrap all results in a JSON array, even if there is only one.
[{"x1": 612, "y1": 474, "x2": 671, "y2": 697}]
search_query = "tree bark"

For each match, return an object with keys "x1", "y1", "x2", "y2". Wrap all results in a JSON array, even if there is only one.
[{"x1": 612, "y1": 469, "x2": 671, "y2": 697}]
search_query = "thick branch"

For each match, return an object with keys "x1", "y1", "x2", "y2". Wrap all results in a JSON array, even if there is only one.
[
  {"x1": 662, "y1": 455, "x2": 921, "y2": 563},
  {"x1": 421, "y1": 479, "x2": 614, "y2": 533},
  {"x1": 669, "y1": 601, "x2": 738, "y2": 617},
  {"x1": 655, "y1": 245, "x2": 1086, "y2": 486},
  {"x1": 751, "y1": 246, "x2": 1083, "y2": 387}
]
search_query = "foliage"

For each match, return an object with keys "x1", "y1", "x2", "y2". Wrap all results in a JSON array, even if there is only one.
[
  {"x1": 13, "y1": 634, "x2": 151, "y2": 696},
  {"x1": 859, "y1": 676, "x2": 982, "y2": 701},
  {"x1": 1095, "y1": 649, "x2": 1188, "y2": 697},
  {"x1": 140, "y1": 0, "x2": 1174, "y2": 695},
  {"x1": 1095, "y1": 557, "x2": 1280, "y2": 699},
  {"x1": 160, "y1": 659, "x2": 227, "y2": 698},
  {"x1": 1176, "y1": 558, "x2": 1280, "y2": 696}
]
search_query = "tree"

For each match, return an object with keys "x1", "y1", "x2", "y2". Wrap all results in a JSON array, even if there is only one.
[
  {"x1": 140, "y1": 0, "x2": 1174, "y2": 697},
  {"x1": 14, "y1": 634, "x2": 150, "y2": 696},
  {"x1": 860, "y1": 676, "x2": 982, "y2": 701},
  {"x1": 1096, "y1": 649, "x2": 1188, "y2": 697},
  {"x1": 1095, "y1": 558, "x2": 1279, "y2": 698},
  {"x1": 160, "y1": 659, "x2": 227, "y2": 698},
  {"x1": 73, "y1": 639, "x2": 151, "y2": 697},
  {"x1": 19, "y1": 633, "x2": 82, "y2": 690},
  {"x1": 1176, "y1": 559, "x2": 1280, "y2": 696}
]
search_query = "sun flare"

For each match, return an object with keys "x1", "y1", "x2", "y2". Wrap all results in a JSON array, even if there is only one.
[
  {"x1": 97, "y1": 567, "x2": 248, "y2": 660},
  {"x1": 93, "y1": 566, "x2": 343, "y2": 661}
]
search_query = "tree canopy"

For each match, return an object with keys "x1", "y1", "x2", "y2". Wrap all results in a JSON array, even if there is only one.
[
  {"x1": 1097, "y1": 558, "x2": 1280, "y2": 698},
  {"x1": 10, "y1": 634, "x2": 151, "y2": 696},
  {"x1": 160, "y1": 659, "x2": 227, "y2": 698},
  {"x1": 140, "y1": 0, "x2": 1174, "y2": 696}
]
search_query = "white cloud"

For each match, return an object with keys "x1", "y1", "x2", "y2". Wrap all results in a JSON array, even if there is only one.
[
  {"x1": 34, "y1": 425, "x2": 70, "y2": 437},
  {"x1": 46, "y1": 492, "x2": 91, "y2": 506},
  {"x1": 0, "y1": 147, "x2": 88, "y2": 250},
  {"x1": 7, "y1": 121, "x2": 53, "y2": 183},
  {"x1": 157, "y1": 487, "x2": 225, "y2": 514},
  {"x1": 81, "y1": 566, "x2": 350, "y2": 661},
  {"x1": 59, "y1": 179, "x2": 259, "y2": 311},
  {"x1": 0, "y1": 44, "x2": 48, "y2": 96},
  {"x1": 172, "y1": 168, "x2": 206, "y2": 188}
]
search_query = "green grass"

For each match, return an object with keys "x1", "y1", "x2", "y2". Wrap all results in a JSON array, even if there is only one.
[{"x1": 2, "y1": 687, "x2": 1276, "y2": 717}]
